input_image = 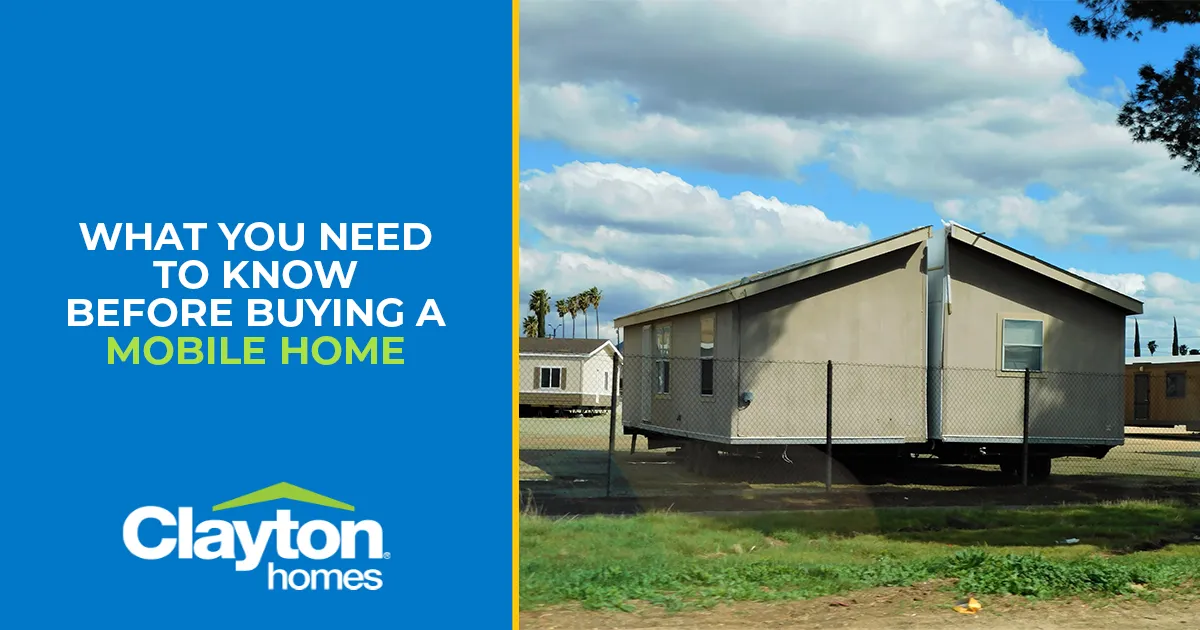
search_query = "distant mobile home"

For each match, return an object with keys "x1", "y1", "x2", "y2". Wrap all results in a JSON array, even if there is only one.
[
  {"x1": 519, "y1": 338, "x2": 621, "y2": 415},
  {"x1": 1126, "y1": 355, "x2": 1200, "y2": 432},
  {"x1": 615, "y1": 224, "x2": 1143, "y2": 480}
]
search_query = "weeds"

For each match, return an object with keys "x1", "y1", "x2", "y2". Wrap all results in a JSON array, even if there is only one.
[{"x1": 519, "y1": 502, "x2": 1200, "y2": 611}]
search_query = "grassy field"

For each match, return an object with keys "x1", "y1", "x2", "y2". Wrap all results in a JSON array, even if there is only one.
[{"x1": 519, "y1": 501, "x2": 1200, "y2": 616}]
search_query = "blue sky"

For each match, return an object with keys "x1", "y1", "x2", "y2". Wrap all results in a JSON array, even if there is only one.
[{"x1": 518, "y1": 0, "x2": 1200, "y2": 353}]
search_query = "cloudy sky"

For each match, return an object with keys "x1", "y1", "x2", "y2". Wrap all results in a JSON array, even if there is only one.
[{"x1": 518, "y1": 0, "x2": 1200, "y2": 355}]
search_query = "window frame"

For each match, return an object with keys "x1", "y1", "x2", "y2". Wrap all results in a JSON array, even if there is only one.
[
  {"x1": 999, "y1": 316, "x2": 1045, "y2": 374},
  {"x1": 699, "y1": 313, "x2": 715, "y2": 397},
  {"x1": 1166, "y1": 371, "x2": 1187, "y2": 399},
  {"x1": 538, "y1": 366, "x2": 563, "y2": 390},
  {"x1": 654, "y1": 323, "x2": 671, "y2": 395}
]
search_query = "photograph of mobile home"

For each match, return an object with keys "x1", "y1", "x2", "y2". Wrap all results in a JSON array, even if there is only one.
[
  {"x1": 519, "y1": 338, "x2": 621, "y2": 416},
  {"x1": 615, "y1": 223, "x2": 1143, "y2": 480}
]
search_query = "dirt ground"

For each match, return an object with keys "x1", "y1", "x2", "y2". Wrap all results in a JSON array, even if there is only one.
[
  {"x1": 520, "y1": 584, "x2": 1200, "y2": 629},
  {"x1": 520, "y1": 418, "x2": 1200, "y2": 513}
]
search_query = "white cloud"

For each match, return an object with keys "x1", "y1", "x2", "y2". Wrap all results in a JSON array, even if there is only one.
[
  {"x1": 1069, "y1": 269, "x2": 1200, "y2": 352},
  {"x1": 521, "y1": 84, "x2": 826, "y2": 178},
  {"x1": 521, "y1": 0, "x2": 1081, "y2": 120},
  {"x1": 519, "y1": 246, "x2": 709, "y2": 339},
  {"x1": 519, "y1": 161, "x2": 871, "y2": 280},
  {"x1": 519, "y1": 0, "x2": 1200, "y2": 256},
  {"x1": 1067, "y1": 268, "x2": 1147, "y2": 298}
]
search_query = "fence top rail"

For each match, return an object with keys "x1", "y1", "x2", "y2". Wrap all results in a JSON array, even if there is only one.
[{"x1": 618, "y1": 354, "x2": 1143, "y2": 376}]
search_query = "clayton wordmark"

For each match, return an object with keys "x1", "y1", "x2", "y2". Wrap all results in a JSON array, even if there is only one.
[
  {"x1": 107, "y1": 336, "x2": 404, "y2": 365},
  {"x1": 124, "y1": 483, "x2": 388, "y2": 591}
]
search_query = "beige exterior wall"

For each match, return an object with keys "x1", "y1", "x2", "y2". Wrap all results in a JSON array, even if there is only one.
[
  {"x1": 940, "y1": 241, "x2": 1127, "y2": 442},
  {"x1": 734, "y1": 243, "x2": 928, "y2": 442},
  {"x1": 622, "y1": 305, "x2": 739, "y2": 440},
  {"x1": 1124, "y1": 362, "x2": 1200, "y2": 427},
  {"x1": 579, "y1": 351, "x2": 618, "y2": 398},
  {"x1": 520, "y1": 354, "x2": 584, "y2": 392},
  {"x1": 621, "y1": 243, "x2": 928, "y2": 443}
]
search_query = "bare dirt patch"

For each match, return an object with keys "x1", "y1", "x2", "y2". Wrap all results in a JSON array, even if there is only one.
[
  {"x1": 520, "y1": 585, "x2": 1200, "y2": 629},
  {"x1": 520, "y1": 419, "x2": 1200, "y2": 511}
]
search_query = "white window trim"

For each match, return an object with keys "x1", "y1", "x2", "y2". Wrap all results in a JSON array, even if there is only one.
[
  {"x1": 538, "y1": 366, "x2": 564, "y2": 390},
  {"x1": 998, "y1": 316, "x2": 1045, "y2": 374}
]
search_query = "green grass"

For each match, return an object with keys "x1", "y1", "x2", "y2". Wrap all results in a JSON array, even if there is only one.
[{"x1": 519, "y1": 501, "x2": 1200, "y2": 611}]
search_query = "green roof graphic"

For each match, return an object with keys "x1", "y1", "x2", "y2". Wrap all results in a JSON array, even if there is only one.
[{"x1": 211, "y1": 482, "x2": 355, "y2": 512}]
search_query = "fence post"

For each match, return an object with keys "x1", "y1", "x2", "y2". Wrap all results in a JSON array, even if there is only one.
[
  {"x1": 1022, "y1": 367, "x2": 1030, "y2": 487},
  {"x1": 826, "y1": 360, "x2": 833, "y2": 492},
  {"x1": 605, "y1": 351, "x2": 621, "y2": 498}
]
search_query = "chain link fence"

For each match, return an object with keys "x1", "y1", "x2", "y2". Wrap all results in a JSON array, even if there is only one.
[{"x1": 519, "y1": 354, "x2": 1200, "y2": 512}]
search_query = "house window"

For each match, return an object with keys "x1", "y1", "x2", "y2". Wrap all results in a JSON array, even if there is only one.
[
  {"x1": 1167, "y1": 372, "x2": 1186, "y2": 399},
  {"x1": 539, "y1": 367, "x2": 562, "y2": 389},
  {"x1": 604, "y1": 371, "x2": 609, "y2": 392},
  {"x1": 700, "y1": 314, "x2": 715, "y2": 396},
  {"x1": 655, "y1": 324, "x2": 671, "y2": 393},
  {"x1": 1001, "y1": 318, "x2": 1043, "y2": 372}
]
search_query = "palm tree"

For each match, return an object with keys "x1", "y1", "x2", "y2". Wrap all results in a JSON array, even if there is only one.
[
  {"x1": 555, "y1": 299, "x2": 568, "y2": 338},
  {"x1": 586, "y1": 286, "x2": 603, "y2": 340},
  {"x1": 566, "y1": 295, "x2": 579, "y2": 338},
  {"x1": 1134, "y1": 320, "x2": 1141, "y2": 357},
  {"x1": 528, "y1": 289, "x2": 551, "y2": 338},
  {"x1": 576, "y1": 292, "x2": 589, "y2": 338},
  {"x1": 521, "y1": 315, "x2": 539, "y2": 338},
  {"x1": 1148, "y1": 340, "x2": 1159, "y2": 356}
]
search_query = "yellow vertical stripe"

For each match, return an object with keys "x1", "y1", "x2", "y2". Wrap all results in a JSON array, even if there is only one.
[{"x1": 512, "y1": 0, "x2": 521, "y2": 627}]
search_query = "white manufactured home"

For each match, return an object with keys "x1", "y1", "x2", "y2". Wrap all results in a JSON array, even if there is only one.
[{"x1": 519, "y1": 338, "x2": 621, "y2": 415}]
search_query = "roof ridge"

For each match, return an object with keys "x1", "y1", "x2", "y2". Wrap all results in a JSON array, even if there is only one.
[
  {"x1": 518, "y1": 337, "x2": 613, "y2": 352},
  {"x1": 615, "y1": 225, "x2": 933, "y2": 324}
]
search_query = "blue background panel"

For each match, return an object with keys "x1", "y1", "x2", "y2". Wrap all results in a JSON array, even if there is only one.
[{"x1": 0, "y1": 2, "x2": 513, "y2": 627}]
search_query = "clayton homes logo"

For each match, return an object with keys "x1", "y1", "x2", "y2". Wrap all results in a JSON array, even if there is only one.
[{"x1": 123, "y1": 482, "x2": 386, "y2": 591}]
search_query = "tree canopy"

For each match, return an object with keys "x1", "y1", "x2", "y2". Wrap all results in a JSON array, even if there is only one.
[{"x1": 1072, "y1": 1, "x2": 1200, "y2": 173}]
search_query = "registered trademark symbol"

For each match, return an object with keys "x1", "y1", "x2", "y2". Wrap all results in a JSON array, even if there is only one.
[{"x1": 383, "y1": 552, "x2": 391, "y2": 559}]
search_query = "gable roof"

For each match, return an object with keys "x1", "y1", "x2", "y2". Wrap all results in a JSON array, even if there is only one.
[
  {"x1": 614, "y1": 226, "x2": 933, "y2": 328},
  {"x1": 944, "y1": 223, "x2": 1143, "y2": 315},
  {"x1": 519, "y1": 337, "x2": 619, "y2": 358}
]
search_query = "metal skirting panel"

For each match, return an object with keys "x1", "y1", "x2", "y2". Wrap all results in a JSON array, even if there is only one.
[{"x1": 623, "y1": 422, "x2": 909, "y2": 445}]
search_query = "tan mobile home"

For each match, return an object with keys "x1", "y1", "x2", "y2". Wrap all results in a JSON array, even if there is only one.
[
  {"x1": 1125, "y1": 356, "x2": 1200, "y2": 432},
  {"x1": 616, "y1": 226, "x2": 933, "y2": 451},
  {"x1": 519, "y1": 338, "x2": 621, "y2": 415},
  {"x1": 615, "y1": 223, "x2": 1143, "y2": 480}
]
